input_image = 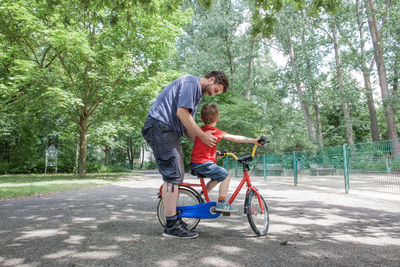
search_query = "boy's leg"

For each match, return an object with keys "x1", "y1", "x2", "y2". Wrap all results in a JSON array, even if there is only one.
[
  {"x1": 215, "y1": 174, "x2": 238, "y2": 213},
  {"x1": 218, "y1": 174, "x2": 231, "y2": 199},
  {"x1": 205, "y1": 180, "x2": 219, "y2": 193}
]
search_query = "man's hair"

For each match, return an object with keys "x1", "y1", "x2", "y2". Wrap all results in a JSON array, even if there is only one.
[
  {"x1": 201, "y1": 103, "x2": 219, "y2": 125},
  {"x1": 204, "y1": 71, "x2": 229, "y2": 93}
]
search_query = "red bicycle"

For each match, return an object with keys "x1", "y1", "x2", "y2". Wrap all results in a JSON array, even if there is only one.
[{"x1": 157, "y1": 136, "x2": 269, "y2": 236}]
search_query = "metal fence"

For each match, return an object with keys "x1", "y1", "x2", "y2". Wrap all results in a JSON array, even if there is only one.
[{"x1": 223, "y1": 139, "x2": 400, "y2": 195}]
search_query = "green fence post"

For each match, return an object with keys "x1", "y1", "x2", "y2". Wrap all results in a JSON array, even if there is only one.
[
  {"x1": 263, "y1": 154, "x2": 267, "y2": 181},
  {"x1": 293, "y1": 151, "x2": 298, "y2": 186},
  {"x1": 343, "y1": 144, "x2": 350, "y2": 193},
  {"x1": 235, "y1": 160, "x2": 238, "y2": 178}
]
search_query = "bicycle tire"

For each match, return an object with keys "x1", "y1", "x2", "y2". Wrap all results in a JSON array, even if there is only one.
[
  {"x1": 245, "y1": 189, "x2": 269, "y2": 236},
  {"x1": 157, "y1": 187, "x2": 201, "y2": 230}
]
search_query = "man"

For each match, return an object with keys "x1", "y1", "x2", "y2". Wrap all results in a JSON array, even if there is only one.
[{"x1": 142, "y1": 71, "x2": 229, "y2": 238}]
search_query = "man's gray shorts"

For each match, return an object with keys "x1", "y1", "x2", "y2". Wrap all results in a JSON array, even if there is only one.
[{"x1": 142, "y1": 116, "x2": 185, "y2": 184}]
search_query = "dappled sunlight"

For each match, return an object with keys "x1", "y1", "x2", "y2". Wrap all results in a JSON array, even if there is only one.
[
  {"x1": 4, "y1": 243, "x2": 23, "y2": 247},
  {"x1": 113, "y1": 234, "x2": 144, "y2": 242},
  {"x1": 201, "y1": 256, "x2": 242, "y2": 267},
  {"x1": 213, "y1": 245, "x2": 244, "y2": 254},
  {"x1": 15, "y1": 228, "x2": 67, "y2": 240},
  {"x1": 330, "y1": 232, "x2": 400, "y2": 246},
  {"x1": 274, "y1": 212, "x2": 355, "y2": 226},
  {"x1": 43, "y1": 249, "x2": 77, "y2": 259},
  {"x1": 63, "y1": 235, "x2": 86, "y2": 245},
  {"x1": 1, "y1": 174, "x2": 399, "y2": 266},
  {"x1": 72, "y1": 217, "x2": 96, "y2": 222},
  {"x1": 72, "y1": 251, "x2": 120, "y2": 260},
  {"x1": 0, "y1": 257, "x2": 27, "y2": 267},
  {"x1": 43, "y1": 249, "x2": 120, "y2": 260},
  {"x1": 298, "y1": 250, "x2": 329, "y2": 259},
  {"x1": 155, "y1": 259, "x2": 180, "y2": 267},
  {"x1": 24, "y1": 215, "x2": 49, "y2": 221}
]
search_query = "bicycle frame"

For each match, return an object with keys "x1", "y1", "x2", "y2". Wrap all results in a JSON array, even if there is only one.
[{"x1": 158, "y1": 143, "x2": 266, "y2": 213}]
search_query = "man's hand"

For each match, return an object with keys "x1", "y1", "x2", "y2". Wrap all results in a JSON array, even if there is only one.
[{"x1": 201, "y1": 131, "x2": 217, "y2": 147}]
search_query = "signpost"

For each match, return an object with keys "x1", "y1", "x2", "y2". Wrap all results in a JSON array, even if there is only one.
[{"x1": 45, "y1": 145, "x2": 58, "y2": 174}]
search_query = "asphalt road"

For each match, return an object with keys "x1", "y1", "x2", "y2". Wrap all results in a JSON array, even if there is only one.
[{"x1": 1, "y1": 170, "x2": 399, "y2": 266}]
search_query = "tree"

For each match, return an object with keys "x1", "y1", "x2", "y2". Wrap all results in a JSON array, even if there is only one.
[
  {"x1": 0, "y1": 0, "x2": 191, "y2": 176},
  {"x1": 365, "y1": 0, "x2": 398, "y2": 144},
  {"x1": 355, "y1": 0, "x2": 380, "y2": 141}
]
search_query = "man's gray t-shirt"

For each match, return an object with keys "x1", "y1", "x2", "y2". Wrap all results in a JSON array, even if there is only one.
[{"x1": 148, "y1": 75, "x2": 202, "y2": 138}]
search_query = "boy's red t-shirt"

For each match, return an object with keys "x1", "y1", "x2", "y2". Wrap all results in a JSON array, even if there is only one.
[{"x1": 190, "y1": 125, "x2": 226, "y2": 164}]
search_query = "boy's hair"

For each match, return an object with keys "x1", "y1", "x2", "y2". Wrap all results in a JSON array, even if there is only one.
[
  {"x1": 204, "y1": 71, "x2": 229, "y2": 93},
  {"x1": 201, "y1": 104, "x2": 219, "y2": 125}
]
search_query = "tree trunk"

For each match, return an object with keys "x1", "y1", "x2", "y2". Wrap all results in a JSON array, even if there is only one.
[
  {"x1": 287, "y1": 34, "x2": 317, "y2": 143},
  {"x1": 302, "y1": 31, "x2": 323, "y2": 146},
  {"x1": 78, "y1": 113, "x2": 88, "y2": 177},
  {"x1": 394, "y1": 58, "x2": 398, "y2": 93},
  {"x1": 356, "y1": 0, "x2": 380, "y2": 142},
  {"x1": 140, "y1": 142, "x2": 145, "y2": 169},
  {"x1": 127, "y1": 138, "x2": 133, "y2": 170},
  {"x1": 366, "y1": 0, "x2": 398, "y2": 144},
  {"x1": 332, "y1": 24, "x2": 355, "y2": 145},
  {"x1": 313, "y1": 100, "x2": 323, "y2": 147},
  {"x1": 104, "y1": 146, "x2": 110, "y2": 166},
  {"x1": 245, "y1": 39, "x2": 256, "y2": 100},
  {"x1": 74, "y1": 134, "x2": 79, "y2": 175}
]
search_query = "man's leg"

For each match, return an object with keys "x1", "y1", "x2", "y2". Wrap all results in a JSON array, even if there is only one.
[
  {"x1": 142, "y1": 117, "x2": 197, "y2": 238},
  {"x1": 162, "y1": 182, "x2": 179, "y2": 217}
]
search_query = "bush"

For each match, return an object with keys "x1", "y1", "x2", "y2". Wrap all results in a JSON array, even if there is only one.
[{"x1": 86, "y1": 162, "x2": 130, "y2": 173}]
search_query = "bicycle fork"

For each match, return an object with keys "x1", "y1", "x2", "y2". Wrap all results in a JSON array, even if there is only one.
[{"x1": 244, "y1": 187, "x2": 265, "y2": 214}]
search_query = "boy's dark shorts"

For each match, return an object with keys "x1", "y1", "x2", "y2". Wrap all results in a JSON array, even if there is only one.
[
  {"x1": 190, "y1": 161, "x2": 229, "y2": 182},
  {"x1": 142, "y1": 116, "x2": 184, "y2": 184}
]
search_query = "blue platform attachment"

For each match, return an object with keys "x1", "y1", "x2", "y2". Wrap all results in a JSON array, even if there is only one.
[{"x1": 177, "y1": 202, "x2": 221, "y2": 219}]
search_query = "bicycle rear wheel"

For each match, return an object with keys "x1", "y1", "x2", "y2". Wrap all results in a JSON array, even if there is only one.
[
  {"x1": 245, "y1": 189, "x2": 269, "y2": 236},
  {"x1": 157, "y1": 187, "x2": 201, "y2": 230}
]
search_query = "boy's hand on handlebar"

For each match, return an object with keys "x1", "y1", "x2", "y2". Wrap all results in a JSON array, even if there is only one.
[
  {"x1": 216, "y1": 150, "x2": 227, "y2": 157},
  {"x1": 258, "y1": 136, "x2": 268, "y2": 146}
]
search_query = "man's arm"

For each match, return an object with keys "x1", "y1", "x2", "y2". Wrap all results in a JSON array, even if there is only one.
[
  {"x1": 223, "y1": 133, "x2": 259, "y2": 145},
  {"x1": 177, "y1": 107, "x2": 217, "y2": 147},
  {"x1": 184, "y1": 129, "x2": 196, "y2": 143}
]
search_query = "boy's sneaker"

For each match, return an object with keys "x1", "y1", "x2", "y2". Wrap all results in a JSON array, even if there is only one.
[
  {"x1": 215, "y1": 203, "x2": 238, "y2": 213},
  {"x1": 163, "y1": 222, "x2": 198, "y2": 239}
]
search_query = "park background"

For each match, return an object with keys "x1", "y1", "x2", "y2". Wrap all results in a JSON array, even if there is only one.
[{"x1": 1, "y1": 0, "x2": 399, "y2": 195}]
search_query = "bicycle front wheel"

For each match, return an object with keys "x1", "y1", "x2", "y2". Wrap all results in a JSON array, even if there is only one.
[
  {"x1": 245, "y1": 189, "x2": 269, "y2": 236},
  {"x1": 157, "y1": 187, "x2": 201, "y2": 230}
]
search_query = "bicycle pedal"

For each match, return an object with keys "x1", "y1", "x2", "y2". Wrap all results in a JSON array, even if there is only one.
[{"x1": 222, "y1": 212, "x2": 230, "y2": 216}]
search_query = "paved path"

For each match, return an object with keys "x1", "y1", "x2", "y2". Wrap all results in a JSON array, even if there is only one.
[{"x1": 1, "y1": 171, "x2": 399, "y2": 266}]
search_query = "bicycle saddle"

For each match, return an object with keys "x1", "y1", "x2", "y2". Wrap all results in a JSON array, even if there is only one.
[{"x1": 191, "y1": 170, "x2": 206, "y2": 178}]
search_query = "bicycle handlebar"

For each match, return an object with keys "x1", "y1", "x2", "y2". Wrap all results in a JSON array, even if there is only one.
[{"x1": 217, "y1": 136, "x2": 269, "y2": 163}]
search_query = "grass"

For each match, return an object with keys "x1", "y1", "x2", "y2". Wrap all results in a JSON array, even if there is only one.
[{"x1": 0, "y1": 172, "x2": 138, "y2": 200}]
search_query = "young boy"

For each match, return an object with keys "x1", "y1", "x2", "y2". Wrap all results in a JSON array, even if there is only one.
[{"x1": 190, "y1": 103, "x2": 260, "y2": 213}]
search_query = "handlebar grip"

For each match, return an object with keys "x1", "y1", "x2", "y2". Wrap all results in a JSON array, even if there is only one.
[
  {"x1": 258, "y1": 136, "x2": 268, "y2": 145},
  {"x1": 216, "y1": 150, "x2": 227, "y2": 157}
]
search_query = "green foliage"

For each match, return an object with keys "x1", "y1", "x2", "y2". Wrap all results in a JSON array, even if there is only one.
[
  {"x1": 86, "y1": 162, "x2": 130, "y2": 173},
  {"x1": 0, "y1": 0, "x2": 191, "y2": 174},
  {"x1": 251, "y1": 0, "x2": 342, "y2": 38}
]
